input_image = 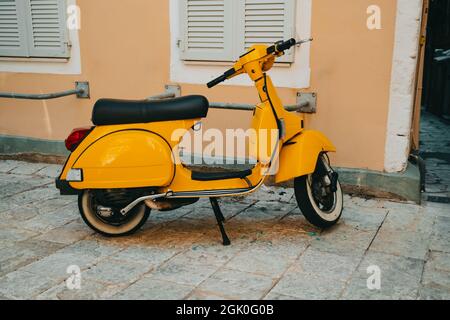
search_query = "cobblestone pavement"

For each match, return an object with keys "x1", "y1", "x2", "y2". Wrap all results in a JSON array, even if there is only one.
[
  {"x1": 0, "y1": 160, "x2": 449, "y2": 300},
  {"x1": 420, "y1": 111, "x2": 450, "y2": 202}
]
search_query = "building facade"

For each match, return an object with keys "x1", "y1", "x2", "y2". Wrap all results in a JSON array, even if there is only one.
[{"x1": 0, "y1": 0, "x2": 425, "y2": 197}]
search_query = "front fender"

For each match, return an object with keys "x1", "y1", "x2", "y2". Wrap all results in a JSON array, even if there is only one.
[{"x1": 275, "y1": 130, "x2": 336, "y2": 184}]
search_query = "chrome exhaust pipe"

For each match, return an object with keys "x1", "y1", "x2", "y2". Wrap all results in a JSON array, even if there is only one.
[{"x1": 120, "y1": 191, "x2": 173, "y2": 215}]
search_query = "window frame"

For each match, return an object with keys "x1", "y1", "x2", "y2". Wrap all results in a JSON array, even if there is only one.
[
  {"x1": 179, "y1": 0, "x2": 296, "y2": 63},
  {"x1": 170, "y1": 0, "x2": 312, "y2": 89},
  {"x1": 0, "y1": 0, "x2": 70, "y2": 59}
]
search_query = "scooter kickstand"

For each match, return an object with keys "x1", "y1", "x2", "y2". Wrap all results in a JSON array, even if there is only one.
[{"x1": 209, "y1": 198, "x2": 231, "y2": 246}]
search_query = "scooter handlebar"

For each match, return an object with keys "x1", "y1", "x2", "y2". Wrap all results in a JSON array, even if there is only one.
[
  {"x1": 267, "y1": 38, "x2": 296, "y2": 54},
  {"x1": 276, "y1": 38, "x2": 297, "y2": 52},
  {"x1": 207, "y1": 38, "x2": 312, "y2": 88},
  {"x1": 267, "y1": 38, "x2": 312, "y2": 55},
  {"x1": 207, "y1": 68, "x2": 236, "y2": 88},
  {"x1": 207, "y1": 75, "x2": 226, "y2": 89}
]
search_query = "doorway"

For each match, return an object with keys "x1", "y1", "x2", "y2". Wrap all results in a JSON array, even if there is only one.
[{"x1": 420, "y1": 0, "x2": 450, "y2": 203}]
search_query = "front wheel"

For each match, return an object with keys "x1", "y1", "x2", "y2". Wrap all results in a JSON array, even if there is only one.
[
  {"x1": 78, "y1": 190, "x2": 151, "y2": 237},
  {"x1": 294, "y1": 156, "x2": 343, "y2": 229}
]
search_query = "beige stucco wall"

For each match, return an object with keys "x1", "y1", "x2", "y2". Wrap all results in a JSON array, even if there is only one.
[{"x1": 0, "y1": 0, "x2": 398, "y2": 172}]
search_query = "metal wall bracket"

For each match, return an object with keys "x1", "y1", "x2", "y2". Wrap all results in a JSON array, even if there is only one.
[
  {"x1": 296, "y1": 92, "x2": 317, "y2": 113},
  {"x1": 147, "y1": 84, "x2": 181, "y2": 101},
  {"x1": 75, "y1": 82, "x2": 90, "y2": 99},
  {"x1": 165, "y1": 84, "x2": 181, "y2": 98}
]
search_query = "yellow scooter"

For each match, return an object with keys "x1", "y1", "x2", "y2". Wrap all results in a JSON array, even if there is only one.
[{"x1": 56, "y1": 39, "x2": 343, "y2": 245}]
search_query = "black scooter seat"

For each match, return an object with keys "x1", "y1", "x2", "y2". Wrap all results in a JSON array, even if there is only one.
[{"x1": 92, "y1": 95, "x2": 209, "y2": 126}]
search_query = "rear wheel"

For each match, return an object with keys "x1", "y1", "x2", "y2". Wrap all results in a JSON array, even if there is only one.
[
  {"x1": 78, "y1": 190, "x2": 150, "y2": 237},
  {"x1": 294, "y1": 156, "x2": 343, "y2": 228}
]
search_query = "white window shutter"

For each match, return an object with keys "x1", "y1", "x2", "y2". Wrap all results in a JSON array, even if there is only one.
[
  {"x1": 0, "y1": 0, "x2": 29, "y2": 57},
  {"x1": 180, "y1": 0, "x2": 233, "y2": 62},
  {"x1": 24, "y1": 0, "x2": 69, "y2": 58},
  {"x1": 238, "y1": 0, "x2": 296, "y2": 63}
]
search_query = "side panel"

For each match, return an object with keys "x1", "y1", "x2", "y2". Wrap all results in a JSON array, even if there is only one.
[
  {"x1": 275, "y1": 130, "x2": 336, "y2": 183},
  {"x1": 69, "y1": 130, "x2": 175, "y2": 189}
]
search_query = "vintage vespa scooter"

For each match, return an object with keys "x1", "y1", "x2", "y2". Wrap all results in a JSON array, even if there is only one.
[{"x1": 56, "y1": 38, "x2": 343, "y2": 245}]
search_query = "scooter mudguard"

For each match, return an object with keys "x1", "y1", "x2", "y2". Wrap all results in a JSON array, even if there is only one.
[
  {"x1": 61, "y1": 129, "x2": 175, "y2": 190},
  {"x1": 275, "y1": 130, "x2": 336, "y2": 184}
]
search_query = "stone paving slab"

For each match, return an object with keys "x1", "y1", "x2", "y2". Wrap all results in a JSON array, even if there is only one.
[
  {"x1": 34, "y1": 165, "x2": 63, "y2": 178},
  {"x1": 37, "y1": 279, "x2": 119, "y2": 300},
  {"x1": 341, "y1": 252, "x2": 425, "y2": 300},
  {"x1": 0, "y1": 160, "x2": 21, "y2": 173},
  {"x1": 10, "y1": 163, "x2": 48, "y2": 176},
  {"x1": 225, "y1": 244, "x2": 303, "y2": 278},
  {"x1": 194, "y1": 268, "x2": 276, "y2": 300},
  {"x1": 0, "y1": 270, "x2": 60, "y2": 299},
  {"x1": 114, "y1": 277, "x2": 193, "y2": 300},
  {"x1": 418, "y1": 285, "x2": 450, "y2": 300},
  {"x1": 420, "y1": 111, "x2": 450, "y2": 200},
  {"x1": 370, "y1": 229, "x2": 430, "y2": 260},
  {"x1": 309, "y1": 224, "x2": 377, "y2": 258},
  {"x1": 35, "y1": 219, "x2": 94, "y2": 245},
  {"x1": 83, "y1": 258, "x2": 153, "y2": 286},
  {"x1": 0, "y1": 239, "x2": 64, "y2": 277},
  {"x1": 269, "y1": 248, "x2": 361, "y2": 300},
  {"x1": 0, "y1": 160, "x2": 449, "y2": 300}
]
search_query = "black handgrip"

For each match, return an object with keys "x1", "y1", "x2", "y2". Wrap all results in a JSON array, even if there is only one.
[
  {"x1": 276, "y1": 38, "x2": 296, "y2": 52},
  {"x1": 267, "y1": 45, "x2": 276, "y2": 55},
  {"x1": 267, "y1": 38, "x2": 297, "y2": 55},
  {"x1": 207, "y1": 68, "x2": 235, "y2": 88},
  {"x1": 207, "y1": 74, "x2": 226, "y2": 88}
]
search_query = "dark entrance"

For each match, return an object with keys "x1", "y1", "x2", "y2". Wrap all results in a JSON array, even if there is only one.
[
  {"x1": 420, "y1": 0, "x2": 450, "y2": 203},
  {"x1": 422, "y1": 0, "x2": 450, "y2": 119}
]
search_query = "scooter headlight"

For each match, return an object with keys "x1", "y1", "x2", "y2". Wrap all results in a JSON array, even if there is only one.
[{"x1": 66, "y1": 169, "x2": 83, "y2": 182}]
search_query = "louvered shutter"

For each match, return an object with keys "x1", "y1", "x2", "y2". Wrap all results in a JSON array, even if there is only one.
[
  {"x1": 238, "y1": 0, "x2": 296, "y2": 62},
  {"x1": 180, "y1": 0, "x2": 233, "y2": 61},
  {"x1": 0, "y1": 0, "x2": 29, "y2": 57},
  {"x1": 23, "y1": 0, "x2": 69, "y2": 58}
]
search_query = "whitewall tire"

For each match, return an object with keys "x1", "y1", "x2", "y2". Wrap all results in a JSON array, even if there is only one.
[
  {"x1": 78, "y1": 190, "x2": 150, "y2": 237},
  {"x1": 294, "y1": 171, "x2": 343, "y2": 229}
]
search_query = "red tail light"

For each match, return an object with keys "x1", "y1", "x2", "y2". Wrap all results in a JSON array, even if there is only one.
[{"x1": 65, "y1": 127, "x2": 93, "y2": 151}]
